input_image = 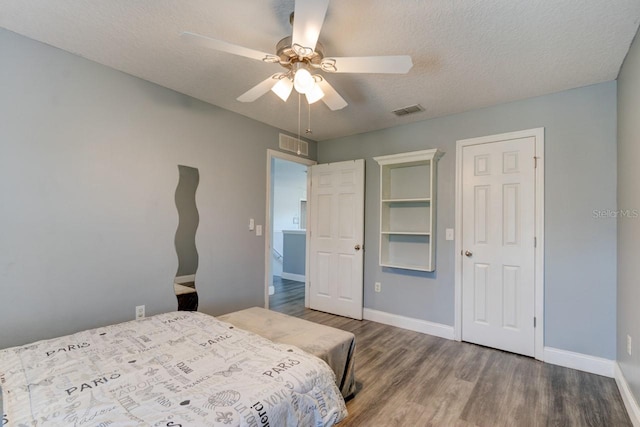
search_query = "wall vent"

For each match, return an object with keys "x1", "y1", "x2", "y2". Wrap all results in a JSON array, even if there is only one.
[
  {"x1": 392, "y1": 104, "x2": 425, "y2": 117},
  {"x1": 279, "y1": 133, "x2": 309, "y2": 157}
]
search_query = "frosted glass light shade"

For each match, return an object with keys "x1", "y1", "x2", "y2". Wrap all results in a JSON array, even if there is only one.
[
  {"x1": 305, "y1": 84, "x2": 325, "y2": 104},
  {"x1": 271, "y1": 78, "x2": 293, "y2": 101},
  {"x1": 293, "y1": 68, "x2": 315, "y2": 94}
]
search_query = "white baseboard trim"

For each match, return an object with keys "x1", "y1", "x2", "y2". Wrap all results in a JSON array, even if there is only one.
[
  {"x1": 354, "y1": 313, "x2": 637, "y2": 422},
  {"x1": 174, "y1": 274, "x2": 196, "y2": 284},
  {"x1": 543, "y1": 347, "x2": 614, "y2": 378},
  {"x1": 615, "y1": 363, "x2": 640, "y2": 427},
  {"x1": 363, "y1": 308, "x2": 455, "y2": 340},
  {"x1": 281, "y1": 272, "x2": 305, "y2": 282}
]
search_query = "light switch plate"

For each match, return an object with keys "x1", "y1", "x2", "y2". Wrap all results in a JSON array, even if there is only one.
[
  {"x1": 249, "y1": 218, "x2": 255, "y2": 231},
  {"x1": 445, "y1": 228, "x2": 454, "y2": 240},
  {"x1": 256, "y1": 225, "x2": 262, "y2": 236}
]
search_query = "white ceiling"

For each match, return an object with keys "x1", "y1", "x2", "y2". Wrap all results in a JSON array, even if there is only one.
[{"x1": 1, "y1": 1, "x2": 639, "y2": 141}]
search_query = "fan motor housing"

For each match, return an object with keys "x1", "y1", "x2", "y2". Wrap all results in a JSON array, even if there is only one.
[{"x1": 276, "y1": 36, "x2": 325, "y2": 67}]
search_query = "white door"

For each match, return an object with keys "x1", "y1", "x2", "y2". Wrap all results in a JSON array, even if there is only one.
[
  {"x1": 461, "y1": 136, "x2": 536, "y2": 356},
  {"x1": 308, "y1": 160, "x2": 365, "y2": 320}
]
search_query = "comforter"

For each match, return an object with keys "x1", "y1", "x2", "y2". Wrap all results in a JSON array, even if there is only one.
[{"x1": 0, "y1": 311, "x2": 347, "y2": 426}]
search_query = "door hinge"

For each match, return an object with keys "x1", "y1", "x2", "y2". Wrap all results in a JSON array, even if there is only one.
[
  {"x1": 534, "y1": 236, "x2": 537, "y2": 248},
  {"x1": 534, "y1": 156, "x2": 539, "y2": 168},
  {"x1": 534, "y1": 317, "x2": 537, "y2": 328}
]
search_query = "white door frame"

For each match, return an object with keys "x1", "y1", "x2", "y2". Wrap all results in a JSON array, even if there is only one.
[
  {"x1": 454, "y1": 128, "x2": 545, "y2": 361},
  {"x1": 264, "y1": 149, "x2": 316, "y2": 309}
]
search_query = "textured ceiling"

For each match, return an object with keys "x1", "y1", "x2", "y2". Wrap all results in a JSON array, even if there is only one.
[{"x1": 1, "y1": 1, "x2": 639, "y2": 141}]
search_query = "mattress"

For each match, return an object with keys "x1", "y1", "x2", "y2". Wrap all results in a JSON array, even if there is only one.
[
  {"x1": 0, "y1": 311, "x2": 347, "y2": 426},
  {"x1": 219, "y1": 307, "x2": 356, "y2": 398}
]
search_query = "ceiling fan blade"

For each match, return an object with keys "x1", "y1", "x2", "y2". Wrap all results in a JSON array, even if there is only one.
[
  {"x1": 291, "y1": 0, "x2": 329, "y2": 54},
  {"x1": 181, "y1": 31, "x2": 276, "y2": 62},
  {"x1": 316, "y1": 79, "x2": 347, "y2": 111},
  {"x1": 237, "y1": 74, "x2": 282, "y2": 102},
  {"x1": 322, "y1": 55, "x2": 413, "y2": 74}
]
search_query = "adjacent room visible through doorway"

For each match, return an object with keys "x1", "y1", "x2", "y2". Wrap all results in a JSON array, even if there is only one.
[{"x1": 265, "y1": 150, "x2": 315, "y2": 310}]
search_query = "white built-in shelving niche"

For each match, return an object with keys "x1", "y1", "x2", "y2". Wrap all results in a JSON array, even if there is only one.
[{"x1": 374, "y1": 149, "x2": 443, "y2": 272}]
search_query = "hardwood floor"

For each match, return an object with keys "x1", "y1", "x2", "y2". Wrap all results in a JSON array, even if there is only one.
[{"x1": 269, "y1": 277, "x2": 631, "y2": 427}]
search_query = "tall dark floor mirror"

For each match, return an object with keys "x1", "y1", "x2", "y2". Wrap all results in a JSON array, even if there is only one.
[{"x1": 174, "y1": 165, "x2": 199, "y2": 311}]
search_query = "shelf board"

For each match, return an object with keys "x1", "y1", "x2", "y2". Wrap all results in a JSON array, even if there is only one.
[
  {"x1": 380, "y1": 262, "x2": 434, "y2": 272},
  {"x1": 382, "y1": 198, "x2": 431, "y2": 203},
  {"x1": 373, "y1": 148, "x2": 443, "y2": 166},
  {"x1": 381, "y1": 231, "x2": 431, "y2": 236}
]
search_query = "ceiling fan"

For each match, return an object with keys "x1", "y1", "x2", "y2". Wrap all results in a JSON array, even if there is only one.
[{"x1": 181, "y1": 0, "x2": 413, "y2": 111}]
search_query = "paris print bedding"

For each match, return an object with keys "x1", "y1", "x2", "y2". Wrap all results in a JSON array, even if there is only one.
[{"x1": 0, "y1": 311, "x2": 347, "y2": 426}]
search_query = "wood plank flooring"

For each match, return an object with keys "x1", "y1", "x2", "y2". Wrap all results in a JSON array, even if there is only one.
[{"x1": 269, "y1": 277, "x2": 631, "y2": 427}]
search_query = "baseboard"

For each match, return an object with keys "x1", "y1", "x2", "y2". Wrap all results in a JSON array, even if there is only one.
[
  {"x1": 615, "y1": 363, "x2": 640, "y2": 427},
  {"x1": 543, "y1": 347, "x2": 614, "y2": 378},
  {"x1": 174, "y1": 274, "x2": 196, "y2": 284},
  {"x1": 281, "y1": 272, "x2": 305, "y2": 282},
  {"x1": 363, "y1": 308, "x2": 455, "y2": 340}
]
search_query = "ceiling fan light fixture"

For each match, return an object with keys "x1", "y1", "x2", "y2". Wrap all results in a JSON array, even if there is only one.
[
  {"x1": 184, "y1": 0, "x2": 414, "y2": 112},
  {"x1": 305, "y1": 84, "x2": 324, "y2": 104},
  {"x1": 293, "y1": 65, "x2": 315, "y2": 94},
  {"x1": 271, "y1": 77, "x2": 294, "y2": 101}
]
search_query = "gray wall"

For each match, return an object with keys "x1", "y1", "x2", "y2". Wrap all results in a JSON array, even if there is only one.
[
  {"x1": 319, "y1": 82, "x2": 617, "y2": 359},
  {"x1": 617, "y1": 29, "x2": 640, "y2": 402},
  {"x1": 0, "y1": 29, "x2": 316, "y2": 349},
  {"x1": 0, "y1": 27, "x2": 620, "y2": 362}
]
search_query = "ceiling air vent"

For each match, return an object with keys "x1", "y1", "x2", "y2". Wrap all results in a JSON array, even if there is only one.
[
  {"x1": 392, "y1": 104, "x2": 425, "y2": 117},
  {"x1": 279, "y1": 133, "x2": 309, "y2": 157}
]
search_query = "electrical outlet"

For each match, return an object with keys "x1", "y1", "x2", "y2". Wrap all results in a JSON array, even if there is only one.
[
  {"x1": 136, "y1": 305, "x2": 145, "y2": 320},
  {"x1": 446, "y1": 228, "x2": 454, "y2": 241},
  {"x1": 374, "y1": 282, "x2": 381, "y2": 293},
  {"x1": 628, "y1": 335, "x2": 632, "y2": 356}
]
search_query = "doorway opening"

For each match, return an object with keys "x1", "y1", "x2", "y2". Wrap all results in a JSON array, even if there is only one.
[{"x1": 265, "y1": 149, "x2": 315, "y2": 312}]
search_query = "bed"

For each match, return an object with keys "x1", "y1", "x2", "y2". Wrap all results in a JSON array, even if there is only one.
[{"x1": 0, "y1": 311, "x2": 347, "y2": 426}]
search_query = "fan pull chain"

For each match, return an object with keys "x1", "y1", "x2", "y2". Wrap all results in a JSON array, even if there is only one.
[
  {"x1": 306, "y1": 101, "x2": 312, "y2": 135},
  {"x1": 297, "y1": 92, "x2": 302, "y2": 155}
]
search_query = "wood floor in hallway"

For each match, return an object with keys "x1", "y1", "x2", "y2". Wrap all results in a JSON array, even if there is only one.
[{"x1": 269, "y1": 277, "x2": 631, "y2": 427}]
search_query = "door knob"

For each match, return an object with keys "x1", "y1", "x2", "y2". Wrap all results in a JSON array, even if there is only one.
[
  {"x1": 465, "y1": 250, "x2": 473, "y2": 257},
  {"x1": 355, "y1": 244, "x2": 361, "y2": 251}
]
